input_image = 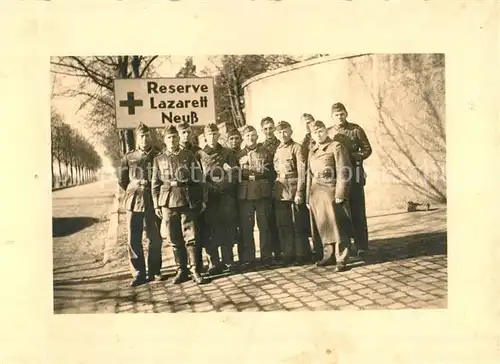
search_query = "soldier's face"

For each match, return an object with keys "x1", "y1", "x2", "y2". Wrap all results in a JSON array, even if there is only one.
[
  {"x1": 164, "y1": 133, "x2": 180, "y2": 150},
  {"x1": 204, "y1": 131, "x2": 219, "y2": 147},
  {"x1": 261, "y1": 122, "x2": 275, "y2": 139},
  {"x1": 137, "y1": 132, "x2": 152, "y2": 150},
  {"x1": 228, "y1": 135, "x2": 242, "y2": 149},
  {"x1": 311, "y1": 127, "x2": 328, "y2": 143},
  {"x1": 276, "y1": 127, "x2": 292, "y2": 144},
  {"x1": 332, "y1": 111, "x2": 348, "y2": 125},
  {"x1": 179, "y1": 128, "x2": 192, "y2": 143},
  {"x1": 243, "y1": 130, "x2": 258, "y2": 147}
]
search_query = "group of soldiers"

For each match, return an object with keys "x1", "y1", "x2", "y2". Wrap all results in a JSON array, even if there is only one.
[{"x1": 118, "y1": 102, "x2": 372, "y2": 287}]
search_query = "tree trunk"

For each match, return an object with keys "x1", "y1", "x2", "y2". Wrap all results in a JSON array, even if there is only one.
[
  {"x1": 57, "y1": 159, "x2": 62, "y2": 187},
  {"x1": 69, "y1": 162, "x2": 74, "y2": 185},
  {"x1": 51, "y1": 157, "x2": 55, "y2": 188}
]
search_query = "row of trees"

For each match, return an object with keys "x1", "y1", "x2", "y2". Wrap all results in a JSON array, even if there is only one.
[{"x1": 51, "y1": 108, "x2": 102, "y2": 188}]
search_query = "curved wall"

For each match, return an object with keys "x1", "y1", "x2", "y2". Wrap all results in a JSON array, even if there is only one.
[{"x1": 243, "y1": 54, "x2": 446, "y2": 214}]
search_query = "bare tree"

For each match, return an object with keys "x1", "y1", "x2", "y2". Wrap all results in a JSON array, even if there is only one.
[
  {"x1": 51, "y1": 56, "x2": 165, "y2": 168},
  {"x1": 203, "y1": 55, "x2": 303, "y2": 127}
]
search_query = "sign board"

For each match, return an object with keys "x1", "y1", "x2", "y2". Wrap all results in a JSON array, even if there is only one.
[{"x1": 114, "y1": 77, "x2": 216, "y2": 129}]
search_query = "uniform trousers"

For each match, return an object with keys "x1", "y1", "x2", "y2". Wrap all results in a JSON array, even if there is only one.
[
  {"x1": 126, "y1": 208, "x2": 162, "y2": 278},
  {"x1": 238, "y1": 198, "x2": 273, "y2": 263}
]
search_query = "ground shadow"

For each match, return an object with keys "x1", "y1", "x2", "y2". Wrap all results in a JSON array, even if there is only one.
[
  {"x1": 358, "y1": 231, "x2": 447, "y2": 267},
  {"x1": 52, "y1": 217, "x2": 100, "y2": 237},
  {"x1": 367, "y1": 208, "x2": 440, "y2": 219}
]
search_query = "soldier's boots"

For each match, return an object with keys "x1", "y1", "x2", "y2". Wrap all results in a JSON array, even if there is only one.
[
  {"x1": 172, "y1": 247, "x2": 190, "y2": 285},
  {"x1": 206, "y1": 246, "x2": 224, "y2": 276},
  {"x1": 187, "y1": 246, "x2": 205, "y2": 284},
  {"x1": 316, "y1": 243, "x2": 336, "y2": 267},
  {"x1": 221, "y1": 245, "x2": 235, "y2": 272},
  {"x1": 130, "y1": 273, "x2": 148, "y2": 287}
]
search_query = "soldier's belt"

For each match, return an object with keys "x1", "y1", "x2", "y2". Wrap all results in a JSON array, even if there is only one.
[
  {"x1": 242, "y1": 174, "x2": 267, "y2": 181},
  {"x1": 313, "y1": 171, "x2": 334, "y2": 179},
  {"x1": 164, "y1": 180, "x2": 193, "y2": 187},
  {"x1": 276, "y1": 172, "x2": 298, "y2": 180},
  {"x1": 130, "y1": 179, "x2": 151, "y2": 188}
]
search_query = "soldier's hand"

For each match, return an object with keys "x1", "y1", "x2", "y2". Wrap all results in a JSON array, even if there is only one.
[
  {"x1": 335, "y1": 198, "x2": 345, "y2": 204},
  {"x1": 200, "y1": 202, "x2": 207, "y2": 213},
  {"x1": 155, "y1": 208, "x2": 163, "y2": 219},
  {"x1": 294, "y1": 195, "x2": 304, "y2": 205}
]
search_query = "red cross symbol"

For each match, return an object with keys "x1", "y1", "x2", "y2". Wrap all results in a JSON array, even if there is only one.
[{"x1": 119, "y1": 92, "x2": 143, "y2": 115}]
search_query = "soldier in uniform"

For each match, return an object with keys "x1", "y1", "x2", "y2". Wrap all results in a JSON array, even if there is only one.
[
  {"x1": 329, "y1": 102, "x2": 372, "y2": 257},
  {"x1": 273, "y1": 121, "x2": 312, "y2": 265},
  {"x1": 307, "y1": 120, "x2": 353, "y2": 272},
  {"x1": 299, "y1": 113, "x2": 321, "y2": 260},
  {"x1": 118, "y1": 122, "x2": 163, "y2": 287},
  {"x1": 176, "y1": 122, "x2": 205, "y2": 271},
  {"x1": 151, "y1": 125, "x2": 207, "y2": 285},
  {"x1": 225, "y1": 127, "x2": 244, "y2": 264},
  {"x1": 260, "y1": 117, "x2": 282, "y2": 262},
  {"x1": 198, "y1": 123, "x2": 240, "y2": 275},
  {"x1": 227, "y1": 127, "x2": 243, "y2": 153},
  {"x1": 237, "y1": 125, "x2": 275, "y2": 270},
  {"x1": 300, "y1": 113, "x2": 316, "y2": 163}
]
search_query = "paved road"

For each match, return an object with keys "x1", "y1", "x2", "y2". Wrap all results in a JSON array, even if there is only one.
[{"x1": 53, "y1": 181, "x2": 447, "y2": 313}]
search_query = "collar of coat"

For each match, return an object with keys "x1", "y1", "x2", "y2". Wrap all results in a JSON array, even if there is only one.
[
  {"x1": 203, "y1": 143, "x2": 223, "y2": 154},
  {"x1": 311, "y1": 136, "x2": 333, "y2": 152},
  {"x1": 277, "y1": 139, "x2": 294, "y2": 149},
  {"x1": 333, "y1": 121, "x2": 353, "y2": 131},
  {"x1": 164, "y1": 147, "x2": 182, "y2": 156}
]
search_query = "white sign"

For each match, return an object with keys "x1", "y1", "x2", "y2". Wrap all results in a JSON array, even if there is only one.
[{"x1": 114, "y1": 77, "x2": 216, "y2": 129}]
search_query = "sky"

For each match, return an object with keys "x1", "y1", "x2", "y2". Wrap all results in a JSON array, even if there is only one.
[{"x1": 51, "y1": 55, "x2": 213, "y2": 172}]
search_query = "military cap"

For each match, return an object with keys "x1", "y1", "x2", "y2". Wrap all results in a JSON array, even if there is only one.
[
  {"x1": 136, "y1": 122, "x2": 150, "y2": 134},
  {"x1": 275, "y1": 120, "x2": 292, "y2": 131},
  {"x1": 310, "y1": 120, "x2": 326, "y2": 131},
  {"x1": 164, "y1": 124, "x2": 179, "y2": 135},
  {"x1": 226, "y1": 127, "x2": 241, "y2": 138},
  {"x1": 241, "y1": 125, "x2": 257, "y2": 135},
  {"x1": 331, "y1": 102, "x2": 347, "y2": 113},
  {"x1": 204, "y1": 123, "x2": 219, "y2": 134},
  {"x1": 260, "y1": 116, "x2": 274, "y2": 127},
  {"x1": 176, "y1": 121, "x2": 191, "y2": 131},
  {"x1": 301, "y1": 113, "x2": 315, "y2": 123}
]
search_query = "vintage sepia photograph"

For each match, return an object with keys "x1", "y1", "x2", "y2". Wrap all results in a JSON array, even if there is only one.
[{"x1": 51, "y1": 54, "x2": 447, "y2": 314}]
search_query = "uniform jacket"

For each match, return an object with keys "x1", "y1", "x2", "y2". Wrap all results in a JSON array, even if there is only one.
[
  {"x1": 273, "y1": 139, "x2": 306, "y2": 201},
  {"x1": 306, "y1": 137, "x2": 352, "y2": 202},
  {"x1": 300, "y1": 133, "x2": 316, "y2": 169},
  {"x1": 118, "y1": 147, "x2": 161, "y2": 212},
  {"x1": 262, "y1": 136, "x2": 281, "y2": 157},
  {"x1": 328, "y1": 122, "x2": 372, "y2": 185},
  {"x1": 237, "y1": 144, "x2": 274, "y2": 200},
  {"x1": 198, "y1": 143, "x2": 239, "y2": 194},
  {"x1": 181, "y1": 142, "x2": 202, "y2": 163},
  {"x1": 152, "y1": 148, "x2": 207, "y2": 209}
]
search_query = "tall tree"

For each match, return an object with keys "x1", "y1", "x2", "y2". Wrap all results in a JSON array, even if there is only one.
[
  {"x1": 176, "y1": 57, "x2": 197, "y2": 78},
  {"x1": 203, "y1": 55, "x2": 304, "y2": 127}
]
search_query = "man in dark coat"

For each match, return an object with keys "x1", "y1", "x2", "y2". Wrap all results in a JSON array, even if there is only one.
[
  {"x1": 237, "y1": 125, "x2": 275, "y2": 270},
  {"x1": 260, "y1": 116, "x2": 282, "y2": 262},
  {"x1": 198, "y1": 123, "x2": 240, "y2": 275},
  {"x1": 177, "y1": 122, "x2": 205, "y2": 270},
  {"x1": 118, "y1": 122, "x2": 163, "y2": 286},
  {"x1": 329, "y1": 102, "x2": 372, "y2": 257},
  {"x1": 226, "y1": 127, "x2": 244, "y2": 264}
]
